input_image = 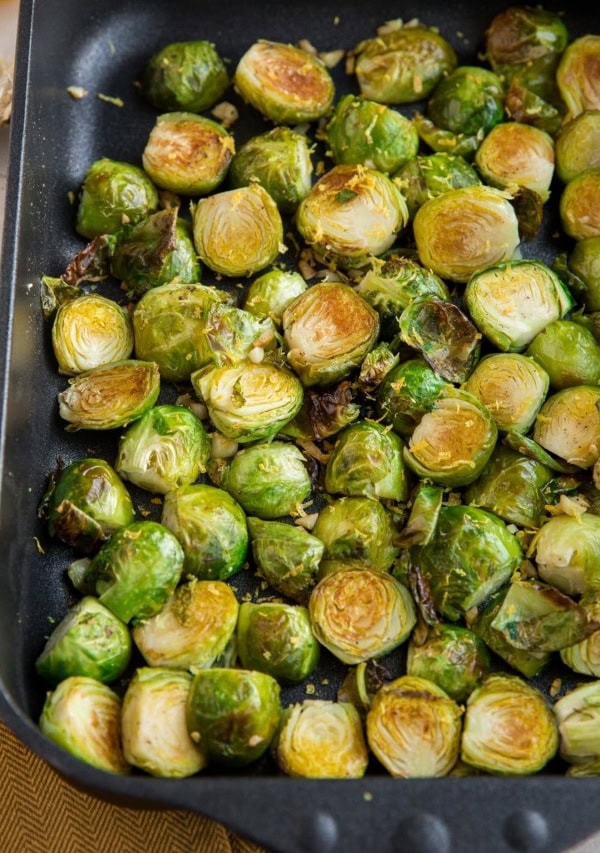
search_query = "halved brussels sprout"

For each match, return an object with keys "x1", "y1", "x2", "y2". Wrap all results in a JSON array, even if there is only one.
[
  {"x1": 561, "y1": 632, "x2": 600, "y2": 679},
  {"x1": 356, "y1": 342, "x2": 399, "y2": 394},
  {"x1": 526, "y1": 320, "x2": 600, "y2": 389},
  {"x1": 533, "y1": 386, "x2": 600, "y2": 469},
  {"x1": 39, "y1": 676, "x2": 129, "y2": 774},
  {"x1": 557, "y1": 35, "x2": 600, "y2": 120},
  {"x1": 366, "y1": 675, "x2": 462, "y2": 778},
  {"x1": 84, "y1": 520, "x2": 184, "y2": 624},
  {"x1": 193, "y1": 359, "x2": 303, "y2": 443},
  {"x1": 229, "y1": 127, "x2": 313, "y2": 214},
  {"x1": 161, "y1": 483, "x2": 248, "y2": 581},
  {"x1": 237, "y1": 602, "x2": 319, "y2": 683},
  {"x1": 560, "y1": 168, "x2": 600, "y2": 240},
  {"x1": 393, "y1": 152, "x2": 481, "y2": 218},
  {"x1": 52, "y1": 293, "x2": 134, "y2": 375},
  {"x1": 396, "y1": 482, "x2": 443, "y2": 549},
  {"x1": 406, "y1": 624, "x2": 490, "y2": 703},
  {"x1": 464, "y1": 353, "x2": 549, "y2": 433},
  {"x1": 555, "y1": 111, "x2": 600, "y2": 183},
  {"x1": 337, "y1": 659, "x2": 389, "y2": 715},
  {"x1": 528, "y1": 512, "x2": 600, "y2": 597},
  {"x1": 193, "y1": 183, "x2": 283, "y2": 277},
  {"x1": 312, "y1": 496, "x2": 400, "y2": 576},
  {"x1": 75, "y1": 158, "x2": 159, "y2": 239},
  {"x1": 274, "y1": 700, "x2": 368, "y2": 779},
  {"x1": 110, "y1": 209, "x2": 200, "y2": 298},
  {"x1": 376, "y1": 358, "x2": 448, "y2": 437},
  {"x1": 281, "y1": 379, "x2": 360, "y2": 442},
  {"x1": 142, "y1": 112, "x2": 234, "y2": 196},
  {"x1": 414, "y1": 505, "x2": 522, "y2": 622},
  {"x1": 327, "y1": 94, "x2": 418, "y2": 174},
  {"x1": 309, "y1": 568, "x2": 416, "y2": 664},
  {"x1": 243, "y1": 269, "x2": 307, "y2": 327},
  {"x1": 461, "y1": 674, "x2": 558, "y2": 774},
  {"x1": 186, "y1": 668, "x2": 281, "y2": 766},
  {"x1": 403, "y1": 388, "x2": 497, "y2": 488},
  {"x1": 568, "y1": 237, "x2": 600, "y2": 312},
  {"x1": 353, "y1": 25, "x2": 457, "y2": 104},
  {"x1": 132, "y1": 579, "x2": 239, "y2": 670},
  {"x1": 413, "y1": 186, "x2": 520, "y2": 283},
  {"x1": 41, "y1": 457, "x2": 135, "y2": 552},
  {"x1": 324, "y1": 420, "x2": 409, "y2": 502},
  {"x1": 133, "y1": 282, "x2": 231, "y2": 382},
  {"x1": 140, "y1": 40, "x2": 229, "y2": 113},
  {"x1": 58, "y1": 359, "x2": 160, "y2": 431},
  {"x1": 474, "y1": 122, "x2": 555, "y2": 201},
  {"x1": 399, "y1": 299, "x2": 481, "y2": 384},
  {"x1": 282, "y1": 281, "x2": 379, "y2": 387},
  {"x1": 115, "y1": 404, "x2": 210, "y2": 494},
  {"x1": 465, "y1": 446, "x2": 552, "y2": 529},
  {"x1": 554, "y1": 681, "x2": 600, "y2": 766},
  {"x1": 234, "y1": 39, "x2": 335, "y2": 124},
  {"x1": 427, "y1": 66, "x2": 504, "y2": 136},
  {"x1": 35, "y1": 596, "x2": 131, "y2": 684},
  {"x1": 247, "y1": 517, "x2": 323, "y2": 603},
  {"x1": 464, "y1": 260, "x2": 574, "y2": 351},
  {"x1": 295, "y1": 164, "x2": 408, "y2": 269}
]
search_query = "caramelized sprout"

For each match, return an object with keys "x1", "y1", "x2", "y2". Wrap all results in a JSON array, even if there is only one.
[
  {"x1": 237, "y1": 602, "x2": 319, "y2": 683},
  {"x1": 474, "y1": 121, "x2": 555, "y2": 201},
  {"x1": 528, "y1": 513, "x2": 600, "y2": 597},
  {"x1": 140, "y1": 40, "x2": 229, "y2": 113},
  {"x1": 555, "y1": 111, "x2": 600, "y2": 183},
  {"x1": 557, "y1": 35, "x2": 600, "y2": 119},
  {"x1": 533, "y1": 385, "x2": 600, "y2": 469},
  {"x1": 407, "y1": 624, "x2": 490, "y2": 703},
  {"x1": 560, "y1": 168, "x2": 600, "y2": 240}
]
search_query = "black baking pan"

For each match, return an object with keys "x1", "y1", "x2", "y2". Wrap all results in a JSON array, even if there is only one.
[{"x1": 2, "y1": 0, "x2": 600, "y2": 850}]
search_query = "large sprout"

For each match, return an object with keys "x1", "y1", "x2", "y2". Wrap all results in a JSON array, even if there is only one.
[
  {"x1": 234, "y1": 40, "x2": 335, "y2": 124},
  {"x1": 366, "y1": 675, "x2": 462, "y2": 778},
  {"x1": 282, "y1": 282, "x2": 379, "y2": 387},
  {"x1": 132, "y1": 579, "x2": 239, "y2": 670},
  {"x1": 407, "y1": 624, "x2": 490, "y2": 704},
  {"x1": 557, "y1": 35, "x2": 600, "y2": 119},
  {"x1": 247, "y1": 517, "x2": 323, "y2": 604},
  {"x1": 121, "y1": 667, "x2": 206, "y2": 778},
  {"x1": 295, "y1": 164, "x2": 408, "y2": 269},
  {"x1": 474, "y1": 122, "x2": 555, "y2": 201},
  {"x1": 309, "y1": 568, "x2": 416, "y2": 664},
  {"x1": 532, "y1": 386, "x2": 600, "y2": 469},
  {"x1": 560, "y1": 169, "x2": 600, "y2": 240},
  {"x1": 554, "y1": 681, "x2": 600, "y2": 766},
  {"x1": 526, "y1": 320, "x2": 600, "y2": 389},
  {"x1": 413, "y1": 186, "x2": 520, "y2": 283},
  {"x1": 461, "y1": 674, "x2": 558, "y2": 774},
  {"x1": 140, "y1": 40, "x2": 229, "y2": 113},
  {"x1": 555, "y1": 111, "x2": 600, "y2": 183},
  {"x1": 274, "y1": 700, "x2": 368, "y2": 779}
]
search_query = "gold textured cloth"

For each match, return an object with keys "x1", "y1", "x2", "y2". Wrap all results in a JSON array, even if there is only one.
[{"x1": 0, "y1": 720, "x2": 266, "y2": 853}]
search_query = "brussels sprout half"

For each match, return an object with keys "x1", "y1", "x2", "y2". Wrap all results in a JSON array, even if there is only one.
[
  {"x1": 560, "y1": 168, "x2": 600, "y2": 240},
  {"x1": 484, "y1": 5, "x2": 569, "y2": 81},
  {"x1": 526, "y1": 320, "x2": 600, "y2": 389},
  {"x1": 528, "y1": 512, "x2": 600, "y2": 597},
  {"x1": 474, "y1": 121, "x2": 555, "y2": 201},
  {"x1": 554, "y1": 680, "x2": 600, "y2": 766},
  {"x1": 140, "y1": 40, "x2": 229, "y2": 113},
  {"x1": 247, "y1": 517, "x2": 324, "y2": 604},
  {"x1": 406, "y1": 624, "x2": 490, "y2": 703},
  {"x1": 557, "y1": 35, "x2": 600, "y2": 120},
  {"x1": 237, "y1": 602, "x2": 319, "y2": 683},
  {"x1": 533, "y1": 386, "x2": 600, "y2": 469},
  {"x1": 555, "y1": 111, "x2": 600, "y2": 183}
]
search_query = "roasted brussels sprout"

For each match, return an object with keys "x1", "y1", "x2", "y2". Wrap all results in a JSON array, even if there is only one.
[
  {"x1": 35, "y1": 596, "x2": 131, "y2": 684},
  {"x1": 281, "y1": 379, "x2": 360, "y2": 443},
  {"x1": 413, "y1": 186, "x2": 520, "y2": 283},
  {"x1": 561, "y1": 630, "x2": 600, "y2": 678},
  {"x1": 356, "y1": 342, "x2": 399, "y2": 394},
  {"x1": 83, "y1": 520, "x2": 184, "y2": 624},
  {"x1": 376, "y1": 358, "x2": 448, "y2": 437},
  {"x1": 75, "y1": 158, "x2": 159, "y2": 240},
  {"x1": 474, "y1": 121, "x2": 554, "y2": 201},
  {"x1": 554, "y1": 681, "x2": 600, "y2": 766},
  {"x1": 396, "y1": 481, "x2": 443, "y2": 549},
  {"x1": 58, "y1": 359, "x2": 161, "y2": 431},
  {"x1": 567, "y1": 237, "x2": 600, "y2": 312},
  {"x1": 557, "y1": 35, "x2": 600, "y2": 119},
  {"x1": 526, "y1": 320, "x2": 600, "y2": 389},
  {"x1": 312, "y1": 496, "x2": 400, "y2": 576},
  {"x1": 326, "y1": 94, "x2": 418, "y2": 174},
  {"x1": 274, "y1": 700, "x2": 368, "y2": 779},
  {"x1": 282, "y1": 281, "x2": 379, "y2": 387},
  {"x1": 186, "y1": 668, "x2": 281, "y2": 766},
  {"x1": 193, "y1": 359, "x2": 303, "y2": 443},
  {"x1": 324, "y1": 420, "x2": 409, "y2": 502},
  {"x1": 465, "y1": 260, "x2": 573, "y2": 351},
  {"x1": 295, "y1": 164, "x2": 408, "y2": 269},
  {"x1": 414, "y1": 505, "x2": 522, "y2": 622},
  {"x1": 41, "y1": 457, "x2": 135, "y2": 552},
  {"x1": 142, "y1": 112, "x2": 234, "y2": 196},
  {"x1": 309, "y1": 569, "x2": 416, "y2": 664},
  {"x1": 560, "y1": 168, "x2": 600, "y2": 240},
  {"x1": 247, "y1": 517, "x2": 323, "y2": 603},
  {"x1": 403, "y1": 388, "x2": 497, "y2": 488},
  {"x1": 555, "y1": 111, "x2": 600, "y2": 183},
  {"x1": 161, "y1": 483, "x2": 248, "y2": 581},
  {"x1": 39, "y1": 676, "x2": 129, "y2": 774},
  {"x1": 193, "y1": 183, "x2": 284, "y2": 277},
  {"x1": 533, "y1": 386, "x2": 600, "y2": 469},
  {"x1": 115, "y1": 404, "x2": 210, "y2": 494},
  {"x1": 461, "y1": 674, "x2": 558, "y2": 774},
  {"x1": 352, "y1": 25, "x2": 457, "y2": 104},
  {"x1": 427, "y1": 66, "x2": 504, "y2": 136},
  {"x1": 366, "y1": 675, "x2": 462, "y2": 778},
  {"x1": 393, "y1": 152, "x2": 481, "y2": 218},
  {"x1": 132, "y1": 579, "x2": 238, "y2": 670},
  {"x1": 140, "y1": 40, "x2": 229, "y2": 113},
  {"x1": 229, "y1": 127, "x2": 313, "y2": 214},
  {"x1": 407, "y1": 624, "x2": 490, "y2": 703},
  {"x1": 121, "y1": 667, "x2": 206, "y2": 778},
  {"x1": 243, "y1": 269, "x2": 307, "y2": 327},
  {"x1": 237, "y1": 602, "x2": 319, "y2": 683},
  {"x1": 110, "y1": 208, "x2": 200, "y2": 298},
  {"x1": 484, "y1": 6, "x2": 569, "y2": 82},
  {"x1": 52, "y1": 293, "x2": 134, "y2": 375},
  {"x1": 464, "y1": 353, "x2": 549, "y2": 433},
  {"x1": 528, "y1": 513, "x2": 600, "y2": 597}
]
